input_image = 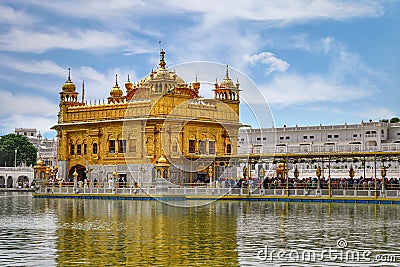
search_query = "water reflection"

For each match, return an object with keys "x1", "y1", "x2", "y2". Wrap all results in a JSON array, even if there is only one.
[
  {"x1": 52, "y1": 199, "x2": 239, "y2": 266},
  {"x1": 1, "y1": 193, "x2": 400, "y2": 266},
  {"x1": 236, "y1": 202, "x2": 400, "y2": 266}
]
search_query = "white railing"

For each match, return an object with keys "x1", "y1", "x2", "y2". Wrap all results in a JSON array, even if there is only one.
[{"x1": 36, "y1": 185, "x2": 400, "y2": 199}]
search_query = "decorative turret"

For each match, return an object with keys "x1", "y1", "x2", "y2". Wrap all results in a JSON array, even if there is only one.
[
  {"x1": 108, "y1": 74, "x2": 125, "y2": 103},
  {"x1": 59, "y1": 68, "x2": 79, "y2": 106},
  {"x1": 125, "y1": 74, "x2": 133, "y2": 93},
  {"x1": 214, "y1": 65, "x2": 240, "y2": 101},
  {"x1": 192, "y1": 75, "x2": 200, "y2": 95},
  {"x1": 62, "y1": 68, "x2": 76, "y2": 92}
]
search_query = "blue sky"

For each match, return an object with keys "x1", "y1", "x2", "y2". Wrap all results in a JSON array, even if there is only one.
[{"x1": 0, "y1": 0, "x2": 399, "y2": 138}]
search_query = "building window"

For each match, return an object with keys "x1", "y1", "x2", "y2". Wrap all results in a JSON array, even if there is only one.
[
  {"x1": 303, "y1": 136, "x2": 308, "y2": 139},
  {"x1": 334, "y1": 134, "x2": 339, "y2": 138},
  {"x1": 109, "y1": 140, "x2": 116, "y2": 154},
  {"x1": 327, "y1": 134, "x2": 332, "y2": 138},
  {"x1": 209, "y1": 141, "x2": 215, "y2": 154},
  {"x1": 263, "y1": 137, "x2": 267, "y2": 141},
  {"x1": 77, "y1": 144, "x2": 82, "y2": 155},
  {"x1": 286, "y1": 136, "x2": 290, "y2": 140},
  {"x1": 118, "y1": 140, "x2": 126, "y2": 153},
  {"x1": 226, "y1": 144, "x2": 232, "y2": 155},
  {"x1": 129, "y1": 140, "x2": 136, "y2": 153},
  {"x1": 199, "y1": 140, "x2": 206, "y2": 154},
  {"x1": 83, "y1": 144, "x2": 87, "y2": 155},
  {"x1": 353, "y1": 134, "x2": 358, "y2": 138},
  {"x1": 310, "y1": 136, "x2": 314, "y2": 139},
  {"x1": 279, "y1": 136, "x2": 284, "y2": 140},
  {"x1": 256, "y1": 137, "x2": 261, "y2": 141},
  {"x1": 189, "y1": 140, "x2": 196, "y2": 153},
  {"x1": 92, "y1": 143, "x2": 98, "y2": 154},
  {"x1": 70, "y1": 144, "x2": 75, "y2": 155}
]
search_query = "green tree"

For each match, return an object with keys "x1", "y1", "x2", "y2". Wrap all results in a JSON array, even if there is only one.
[
  {"x1": 0, "y1": 134, "x2": 37, "y2": 167},
  {"x1": 390, "y1": 117, "x2": 400, "y2": 123}
]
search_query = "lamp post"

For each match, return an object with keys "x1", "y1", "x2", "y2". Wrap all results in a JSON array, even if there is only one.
[
  {"x1": 316, "y1": 165, "x2": 321, "y2": 191},
  {"x1": 113, "y1": 170, "x2": 118, "y2": 193},
  {"x1": 208, "y1": 165, "x2": 213, "y2": 188},
  {"x1": 284, "y1": 159, "x2": 289, "y2": 197},
  {"x1": 14, "y1": 149, "x2": 17, "y2": 169},
  {"x1": 73, "y1": 168, "x2": 78, "y2": 193},
  {"x1": 381, "y1": 164, "x2": 387, "y2": 192}
]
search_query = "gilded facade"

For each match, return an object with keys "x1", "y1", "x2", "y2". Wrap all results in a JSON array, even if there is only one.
[{"x1": 53, "y1": 51, "x2": 242, "y2": 184}]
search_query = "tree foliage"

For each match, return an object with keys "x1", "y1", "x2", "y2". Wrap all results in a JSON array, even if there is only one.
[
  {"x1": 390, "y1": 117, "x2": 400, "y2": 123},
  {"x1": 0, "y1": 134, "x2": 37, "y2": 167}
]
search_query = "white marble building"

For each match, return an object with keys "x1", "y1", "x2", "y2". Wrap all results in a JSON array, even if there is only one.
[
  {"x1": 14, "y1": 128, "x2": 57, "y2": 167},
  {"x1": 238, "y1": 120, "x2": 400, "y2": 155}
]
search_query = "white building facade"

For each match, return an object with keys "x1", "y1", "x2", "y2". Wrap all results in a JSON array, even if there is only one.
[
  {"x1": 238, "y1": 121, "x2": 400, "y2": 155},
  {"x1": 14, "y1": 128, "x2": 57, "y2": 167},
  {"x1": 238, "y1": 121, "x2": 400, "y2": 179}
]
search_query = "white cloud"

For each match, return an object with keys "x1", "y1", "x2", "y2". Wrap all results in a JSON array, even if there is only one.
[
  {"x1": 23, "y1": 0, "x2": 385, "y2": 25},
  {"x1": 165, "y1": 0, "x2": 384, "y2": 25},
  {"x1": 260, "y1": 73, "x2": 372, "y2": 106},
  {"x1": 244, "y1": 52, "x2": 289, "y2": 75},
  {"x1": 0, "y1": 90, "x2": 58, "y2": 115},
  {"x1": 0, "y1": 4, "x2": 37, "y2": 25},
  {"x1": 0, "y1": 28, "x2": 152, "y2": 54},
  {"x1": 0, "y1": 57, "x2": 66, "y2": 77}
]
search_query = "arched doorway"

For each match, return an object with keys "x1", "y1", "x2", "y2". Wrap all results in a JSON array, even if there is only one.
[
  {"x1": 0, "y1": 176, "x2": 5, "y2": 188},
  {"x1": 7, "y1": 176, "x2": 13, "y2": 188},
  {"x1": 68, "y1": 164, "x2": 86, "y2": 182},
  {"x1": 17, "y1": 176, "x2": 29, "y2": 188}
]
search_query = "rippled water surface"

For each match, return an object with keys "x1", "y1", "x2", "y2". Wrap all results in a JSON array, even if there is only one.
[{"x1": 1, "y1": 192, "x2": 400, "y2": 266}]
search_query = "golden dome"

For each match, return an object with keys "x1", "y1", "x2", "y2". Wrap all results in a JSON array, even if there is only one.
[
  {"x1": 141, "y1": 50, "x2": 186, "y2": 85},
  {"x1": 36, "y1": 157, "x2": 44, "y2": 166},
  {"x1": 110, "y1": 74, "x2": 123, "y2": 97},
  {"x1": 62, "y1": 68, "x2": 76, "y2": 92},
  {"x1": 220, "y1": 65, "x2": 235, "y2": 88},
  {"x1": 158, "y1": 155, "x2": 167, "y2": 164}
]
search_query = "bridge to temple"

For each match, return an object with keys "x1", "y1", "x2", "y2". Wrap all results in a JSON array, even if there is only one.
[{"x1": 0, "y1": 167, "x2": 33, "y2": 188}]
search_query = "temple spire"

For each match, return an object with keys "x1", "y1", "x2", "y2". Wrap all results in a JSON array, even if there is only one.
[
  {"x1": 67, "y1": 68, "x2": 71, "y2": 82},
  {"x1": 82, "y1": 80, "x2": 85, "y2": 103},
  {"x1": 115, "y1": 74, "x2": 119, "y2": 86},
  {"x1": 159, "y1": 49, "x2": 166, "y2": 69},
  {"x1": 224, "y1": 65, "x2": 230, "y2": 80}
]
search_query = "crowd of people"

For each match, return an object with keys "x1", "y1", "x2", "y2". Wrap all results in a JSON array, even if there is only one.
[{"x1": 202, "y1": 176, "x2": 400, "y2": 190}]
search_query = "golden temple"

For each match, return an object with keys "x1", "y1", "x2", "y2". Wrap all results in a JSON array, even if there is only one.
[{"x1": 52, "y1": 51, "x2": 242, "y2": 184}]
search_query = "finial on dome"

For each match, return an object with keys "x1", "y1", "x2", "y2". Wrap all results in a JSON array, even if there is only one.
[
  {"x1": 159, "y1": 49, "x2": 166, "y2": 69},
  {"x1": 195, "y1": 74, "x2": 198, "y2": 82},
  {"x1": 127, "y1": 74, "x2": 130, "y2": 82},
  {"x1": 115, "y1": 74, "x2": 119, "y2": 86},
  {"x1": 62, "y1": 67, "x2": 76, "y2": 92},
  {"x1": 225, "y1": 65, "x2": 229, "y2": 79},
  {"x1": 68, "y1": 68, "x2": 71, "y2": 81}
]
